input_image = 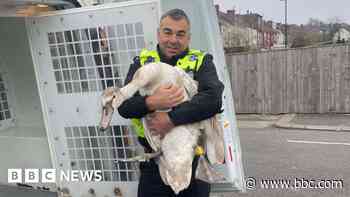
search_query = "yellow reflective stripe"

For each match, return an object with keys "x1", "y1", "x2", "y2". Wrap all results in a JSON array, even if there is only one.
[
  {"x1": 131, "y1": 118, "x2": 144, "y2": 138},
  {"x1": 190, "y1": 49, "x2": 205, "y2": 71},
  {"x1": 140, "y1": 49, "x2": 160, "y2": 66},
  {"x1": 176, "y1": 49, "x2": 205, "y2": 71}
]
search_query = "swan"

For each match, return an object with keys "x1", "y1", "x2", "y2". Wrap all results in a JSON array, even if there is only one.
[{"x1": 100, "y1": 62, "x2": 225, "y2": 194}]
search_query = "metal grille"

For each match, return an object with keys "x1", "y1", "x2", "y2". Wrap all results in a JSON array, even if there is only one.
[
  {"x1": 65, "y1": 125, "x2": 139, "y2": 182},
  {"x1": 0, "y1": 73, "x2": 11, "y2": 121},
  {"x1": 47, "y1": 23, "x2": 145, "y2": 94}
]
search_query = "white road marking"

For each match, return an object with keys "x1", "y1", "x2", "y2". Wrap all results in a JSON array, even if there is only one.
[{"x1": 287, "y1": 139, "x2": 350, "y2": 146}]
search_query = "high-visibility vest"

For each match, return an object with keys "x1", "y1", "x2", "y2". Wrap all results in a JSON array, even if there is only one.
[{"x1": 132, "y1": 48, "x2": 205, "y2": 138}]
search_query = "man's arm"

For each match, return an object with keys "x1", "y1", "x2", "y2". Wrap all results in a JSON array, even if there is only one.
[
  {"x1": 117, "y1": 58, "x2": 184, "y2": 119},
  {"x1": 167, "y1": 54, "x2": 224, "y2": 126},
  {"x1": 117, "y1": 59, "x2": 151, "y2": 119}
]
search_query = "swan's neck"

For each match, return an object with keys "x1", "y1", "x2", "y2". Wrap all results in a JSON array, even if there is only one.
[{"x1": 120, "y1": 83, "x2": 140, "y2": 99}]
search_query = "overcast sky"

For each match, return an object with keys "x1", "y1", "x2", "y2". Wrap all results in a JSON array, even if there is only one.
[{"x1": 213, "y1": 0, "x2": 350, "y2": 25}]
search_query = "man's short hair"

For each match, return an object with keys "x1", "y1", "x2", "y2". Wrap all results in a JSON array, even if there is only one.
[{"x1": 160, "y1": 8, "x2": 190, "y2": 26}]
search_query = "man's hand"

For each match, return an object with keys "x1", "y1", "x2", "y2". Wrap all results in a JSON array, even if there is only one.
[
  {"x1": 146, "y1": 84, "x2": 184, "y2": 111},
  {"x1": 146, "y1": 112, "x2": 175, "y2": 139}
]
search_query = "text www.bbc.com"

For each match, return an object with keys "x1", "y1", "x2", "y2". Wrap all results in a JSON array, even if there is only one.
[{"x1": 246, "y1": 177, "x2": 344, "y2": 190}]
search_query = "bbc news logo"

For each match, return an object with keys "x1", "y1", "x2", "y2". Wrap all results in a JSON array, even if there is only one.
[{"x1": 8, "y1": 169, "x2": 102, "y2": 183}]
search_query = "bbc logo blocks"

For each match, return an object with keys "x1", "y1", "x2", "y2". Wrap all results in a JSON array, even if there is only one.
[{"x1": 8, "y1": 169, "x2": 55, "y2": 183}]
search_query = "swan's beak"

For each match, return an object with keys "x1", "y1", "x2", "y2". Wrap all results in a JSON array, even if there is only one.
[
  {"x1": 99, "y1": 87, "x2": 123, "y2": 131},
  {"x1": 100, "y1": 102, "x2": 114, "y2": 131}
]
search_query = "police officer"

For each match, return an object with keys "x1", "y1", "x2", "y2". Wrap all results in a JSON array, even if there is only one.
[{"x1": 118, "y1": 8, "x2": 224, "y2": 197}]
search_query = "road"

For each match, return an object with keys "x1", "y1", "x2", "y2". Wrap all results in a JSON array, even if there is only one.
[{"x1": 214, "y1": 127, "x2": 350, "y2": 197}]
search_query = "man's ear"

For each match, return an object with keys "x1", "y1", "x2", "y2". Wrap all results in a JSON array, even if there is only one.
[{"x1": 157, "y1": 27, "x2": 161, "y2": 42}]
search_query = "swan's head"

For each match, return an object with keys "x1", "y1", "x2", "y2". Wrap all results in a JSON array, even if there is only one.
[{"x1": 100, "y1": 87, "x2": 125, "y2": 131}]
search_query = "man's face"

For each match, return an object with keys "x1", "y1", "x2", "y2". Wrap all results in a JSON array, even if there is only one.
[{"x1": 157, "y1": 16, "x2": 191, "y2": 59}]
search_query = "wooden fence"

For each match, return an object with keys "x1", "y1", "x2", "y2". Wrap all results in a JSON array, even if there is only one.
[{"x1": 225, "y1": 44, "x2": 350, "y2": 114}]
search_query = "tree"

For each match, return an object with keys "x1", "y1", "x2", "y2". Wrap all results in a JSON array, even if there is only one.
[
  {"x1": 327, "y1": 16, "x2": 343, "y2": 24},
  {"x1": 307, "y1": 18, "x2": 324, "y2": 27}
]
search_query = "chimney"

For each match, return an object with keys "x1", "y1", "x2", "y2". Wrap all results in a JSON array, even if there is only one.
[
  {"x1": 215, "y1": 4, "x2": 219, "y2": 14},
  {"x1": 275, "y1": 23, "x2": 281, "y2": 30},
  {"x1": 227, "y1": 9, "x2": 235, "y2": 18},
  {"x1": 267, "y1": 20, "x2": 273, "y2": 28}
]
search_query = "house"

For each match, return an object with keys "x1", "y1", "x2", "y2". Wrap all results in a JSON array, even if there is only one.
[
  {"x1": 272, "y1": 28, "x2": 285, "y2": 49},
  {"x1": 333, "y1": 27, "x2": 350, "y2": 43},
  {"x1": 216, "y1": 5, "x2": 258, "y2": 51},
  {"x1": 262, "y1": 21, "x2": 283, "y2": 49},
  {"x1": 262, "y1": 21, "x2": 273, "y2": 49},
  {"x1": 216, "y1": 5, "x2": 284, "y2": 51},
  {"x1": 235, "y1": 10, "x2": 264, "y2": 49}
]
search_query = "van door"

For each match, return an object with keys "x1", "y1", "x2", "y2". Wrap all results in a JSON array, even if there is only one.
[{"x1": 26, "y1": 1, "x2": 160, "y2": 196}]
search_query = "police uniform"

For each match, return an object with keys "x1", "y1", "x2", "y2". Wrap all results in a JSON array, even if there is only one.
[{"x1": 118, "y1": 45, "x2": 224, "y2": 197}]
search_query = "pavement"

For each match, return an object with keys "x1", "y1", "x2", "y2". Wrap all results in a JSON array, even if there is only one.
[{"x1": 237, "y1": 113, "x2": 350, "y2": 131}]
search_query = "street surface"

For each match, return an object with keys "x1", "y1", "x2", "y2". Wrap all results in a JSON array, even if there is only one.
[{"x1": 214, "y1": 126, "x2": 350, "y2": 197}]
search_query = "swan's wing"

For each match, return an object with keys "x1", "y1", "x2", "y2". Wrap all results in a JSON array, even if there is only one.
[
  {"x1": 142, "y1": 117, "x2": 161, "y2": 152},
  {"x1": 174, "y1": 67, "x2": 198, "y2": 98},
  {"x1": 203, "y1": 115, "x2": 225, "y2": 164}
]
